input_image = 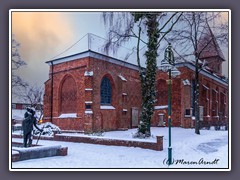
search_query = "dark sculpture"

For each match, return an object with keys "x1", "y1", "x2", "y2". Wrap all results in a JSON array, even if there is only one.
[{"x1": 22, "y1": 107, "x2": 43, "y2": 147}]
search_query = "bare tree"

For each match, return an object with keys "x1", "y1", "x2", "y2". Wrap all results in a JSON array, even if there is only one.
[
  {"x1": 166, "y1": 12, "x2": 228, "y2": 134},
  {"x1": 17, "y1": 85, "x2": 44, "y2": 120},
  {"x1": 103, "y1": 12, "x2": 182, "y2": 137},
  {"x1": 12, "y1": 35, "x2": 28, "y2": 89}
]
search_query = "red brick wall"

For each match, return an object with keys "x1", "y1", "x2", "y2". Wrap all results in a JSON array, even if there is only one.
[
  {"x1": 60, "y1": 75, "x2": 77, "y2": 113},
  {"x1": 12, "y1": 134, "x2": 163, "y2": 151},
  {"x1": 153, "y1": 71, "x2": 182, "y2": 127},
  {"x1": 43, "y1": 58, "x2": 89, "y2": 131},
  {"x1": 99, "y1": 109, "x2": 117, "y2": 131},
  {"x1": 44, "y1": 56, "x2": 142, "y2": 132},
  {"x1": 54, "y1": 134, "x2": 163, "y2": 151},
  {"x1": 200, "y1": 76, "x2": 228, "y2": 126},
  {"x1": 90, "y1": 57, "x2": 142, "y2": 132},
  {"x1": 16, "y1": 104, "x2": 23, "y2": 110},
  {"x1": 204, "y1": 57, "x2": 223, "y2": 75},
  {"x1": 153, "y1": 66, "x2": 228, "y2": 128},
  {"x1": 43, "y1": 54, "x2": 228, "y2": 132},
  {"x1": 178, "y1": 67, "x2": 228, "y2": 128}
]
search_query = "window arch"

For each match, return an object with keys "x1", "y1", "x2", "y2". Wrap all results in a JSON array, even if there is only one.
[
  {"x1": 212, "y1": 88, "x2": 218, "y2": 116},
  {"x1": 100, "y1": 77, "x2": 112, "y2": 105},
  {"x1": 60, "y1": 76, "x2": 77, "y2": 113},
  {"x1": 202, "y1": 84, "x2": 209, "y2": 116},
  {"x1": 156, "y1": 79, "x2": 168, "y2": 105},
  {"x1": 191, "y1": 79, "x2": 196, "y2": 116}
]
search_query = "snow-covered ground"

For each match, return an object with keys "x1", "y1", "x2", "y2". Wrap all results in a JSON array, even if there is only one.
[{"x1": 11, "y1": 127, "x2": 229, "y2": 170}]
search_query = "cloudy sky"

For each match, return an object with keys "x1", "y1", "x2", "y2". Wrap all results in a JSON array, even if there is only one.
[
  {"x1": 11, "y1": 10, "x2": 229, "y2": 88},
  {"x1": 11, "y1": 11, "x2": 108, "y2": 87}
]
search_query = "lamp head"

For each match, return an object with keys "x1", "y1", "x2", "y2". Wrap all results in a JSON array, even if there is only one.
[
  {"x1": 165, "y1": 43, "x2": 175, "y2": 65},
  {"x1": 159, "y1": 58, "x2": 172, "y2": 72}
]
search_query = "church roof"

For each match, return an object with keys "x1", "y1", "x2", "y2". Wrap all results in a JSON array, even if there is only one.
[
  {"x1": 46, "y1": 49, "x2": 228, "y2": 87},
  {"x1": 175, "y1": 62, "x2": 228, "y2": 87},
  {"x1": 197, "y1": 22, "x2": 225, "y2": 61},
  {"x1": 46, "y1": 50, "x2": 140, "y2": 71}
]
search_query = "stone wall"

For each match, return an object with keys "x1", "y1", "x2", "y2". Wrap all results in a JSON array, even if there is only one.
[
  {"x1": 54, "y1": 134, "x2": 163, "y2": 151},
  {"x1": 11, "y1": 134, "x2": 163, "y2": 152}
]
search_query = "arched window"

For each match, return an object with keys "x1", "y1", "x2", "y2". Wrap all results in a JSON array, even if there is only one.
[
  {"x1": 156, "y1": 79, "x2": 168, "y2": 105},
  {"x1": 212, "y1": 88, "x2": 218, "y2": 116},
  {"x1": 60, "y1": 76, "x2": 77, "y2": 113},
  {"x1": 100, "y1": 77, "x2": 112, "y2": 105},
  {"x1": 202, "y1": 84, "x2": 209, "y2": 116}
]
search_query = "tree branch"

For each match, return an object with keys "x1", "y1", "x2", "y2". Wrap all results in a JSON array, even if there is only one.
[{"x1": 157, "y1": 12, "x2": 183, "y2": 47}]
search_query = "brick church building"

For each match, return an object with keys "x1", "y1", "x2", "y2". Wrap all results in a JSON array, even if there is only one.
[{"x1": 43, "y1": 28, "x2": 228, "y2": 133}]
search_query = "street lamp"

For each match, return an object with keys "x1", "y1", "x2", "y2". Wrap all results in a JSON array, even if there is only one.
[{"x1": 159, "y1": 43, "x2": 180, "y2": 166}]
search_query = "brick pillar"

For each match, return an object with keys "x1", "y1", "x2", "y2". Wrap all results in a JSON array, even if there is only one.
[
  {"x1": 156, "y1": 136, "x2": 164, "y2": 151},
  {"x1": 84, "y1": 113, "x2": 93, "y2": 133},
  {"x1": 84, "y1": 70, "x2": 94, "y2": 133}
]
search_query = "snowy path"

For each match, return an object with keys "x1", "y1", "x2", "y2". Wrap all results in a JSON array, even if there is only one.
[
  {"x1": 197, "y1": 135, "x2": 228, "y2": 154},
  {"x1": 11, "y1": 127, "x2": 229, "y2": 169}
]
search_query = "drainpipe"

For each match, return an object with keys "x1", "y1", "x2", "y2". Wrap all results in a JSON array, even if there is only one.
[{"x1": 50, "y1": 61, "x2": 54, "y2": 123}]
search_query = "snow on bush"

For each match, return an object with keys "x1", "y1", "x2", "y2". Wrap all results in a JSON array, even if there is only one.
[
  {"x1": 132, "y1": 131, "x2": 155, "y2": 139},
  {"x1": 85, "y1": 130, "x2": 105, "y2": 137},
  {"x1": 33, "y1": 122, "x2": 61, "y2": 136}
]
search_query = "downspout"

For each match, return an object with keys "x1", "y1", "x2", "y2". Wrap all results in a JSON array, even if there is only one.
[{"x1": 50, "y1": 61, "x2": 54, "y2": 123}]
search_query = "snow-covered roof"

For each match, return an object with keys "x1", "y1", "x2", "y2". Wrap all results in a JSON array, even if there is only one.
[
  {"x1": 43, "y1": 33, "x2": 227, "y2": 87},
  {"x1": 45, "y1": 33, "x2": 145, "y2": 71},
  {"x1": 46, "y1": 50, "x2": 140, "y2": 71},
  {"x1": 197, "y1": 22, "x2": 225, "y2": 61},
  {"x1": 12, "y1": 109, "x2": 41, "y2": 120},
  {"x1": 175, "y1": 62, "x2": 228, "y2": 87}
]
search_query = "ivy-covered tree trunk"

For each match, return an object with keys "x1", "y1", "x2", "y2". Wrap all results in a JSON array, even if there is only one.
[
  {"x1": 137, "y1": 14, "x2": 159, "y2": 137},
  {"x1": 103, "y1": 12, "x2": 182, "y2": 137},
  {"x1": 193, "y1": 13, "x2": 201, "y2": 135},
  {"x1": 195, "y1": 55, "x2": 200, "y2": 135}
]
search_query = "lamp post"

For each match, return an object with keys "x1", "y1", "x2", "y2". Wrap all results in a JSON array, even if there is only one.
[{"x1": 159, "y1": 43, "x2": 180, "y2": 166}]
